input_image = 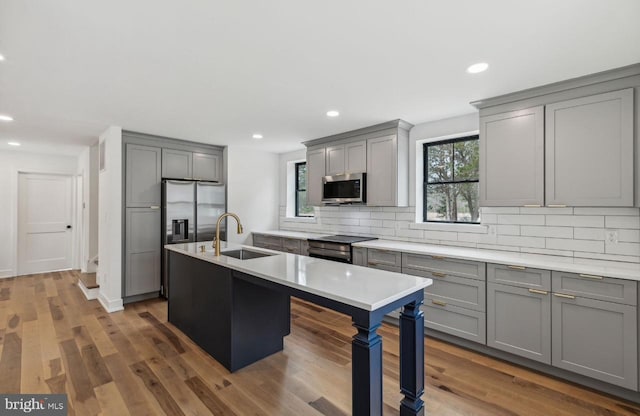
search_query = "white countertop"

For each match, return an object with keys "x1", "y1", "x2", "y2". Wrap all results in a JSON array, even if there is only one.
[
  {"x1": 252, "y1": 230, "x2": 330, "y2": 240},
  {"x1": 165, "y1": 241, "x2": 431, "y2": 311},
  {"x1": 353, "y1": 239, "x2": 640, "y2": 281}
]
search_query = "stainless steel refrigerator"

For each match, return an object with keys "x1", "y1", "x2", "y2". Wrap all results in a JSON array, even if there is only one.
[{"x1": 162, "y1": 180, "x2": 226, "y2": 297}]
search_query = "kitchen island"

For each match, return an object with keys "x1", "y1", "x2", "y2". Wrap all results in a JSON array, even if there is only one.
[{"x1": 165, "y1": 241, "x2": 432, "y2": 416}]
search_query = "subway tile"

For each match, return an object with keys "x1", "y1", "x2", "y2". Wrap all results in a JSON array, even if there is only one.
[
  {"x1": 320, "y1": 218, "x2": 360, "y2": 226},
  {"x1": 440, "y1": 241, "x2": 478, "y2": 249},
  {"x1": 521, "y1": 226, "x2": 572, "y2": 238},
  {"x1": 480, "y1": 214, "x2": 498, "y2": 224},
  {"x1": 546, "y1": 238, "x2": 604, "y2": 253},
  {"x1": 496, "y1": 225, "x2": 520, "y2": 235},
  {"x1": 574, "y1": 207, "x2": 640, "y2": 216},
  {"x1": 458, "y1": 233, "x2": 498, "y2": 244},
  {"x1": 497, "y1": 215, "x2": 545, "y2": 225},
  {"x1": 520, "y1": 247, "x2": 574, "y2": 257},
  {"x1": 396, "y1": 212, "x2": 415, "y2": 221},
  {"x1": 370, "y1": 212, "x2": 396, "y2": 220},
  {"x1": 411, "y1": 222, "x2": 487, "y2": 234},
  {"x1": 497, "y1": 235, "x2": 545, "y2": 249},
  {"x1": 605, "y1": 241, "x2": 640, "y2": 256},
  {"x1": 546, "y1": 215, "x2": 604, "y2": 228},
  {"x1": 481, "y1": 207, "x2": 520, "y2": 214},
  {"x1": 618, "y1": 229, "x2": 640, "y2": 243},
  {"x1": 574, "y1": 252, "x2": 640, "y2": 264},
  {"x1": 519, "y1": 207, "x2": 573, "y2": 215},
  {"x1": 395, "y1": 228, "x2": 424, "y2": 239},
  {"x1": 382, "y1": 220, "x2": 398, "y2": 228},
  {"x1": 606, "y1": 216, "x2": 640, "y2": 229},
  {"x1": 423, "y1": 230, "x2": 458, "y2": 241},
  {"x1": 477, "y1": 243, "x2": 522, "y2": 253},
  {"x1": 394, "y1": 221, "x2": 410, "y2": 229},
  {"x1": 573, "y1": 228, "x2": 605, "y2": 240},
  {"x1": 368, "y1": 227, "x2": 396, "y2": 237},
  {"x1": 359, "y1": 219, "x2": 383, "y2": 227}
]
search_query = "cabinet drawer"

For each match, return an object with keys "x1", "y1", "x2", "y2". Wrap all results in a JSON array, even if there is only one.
[
  {"x1": 552, "y1": 271, "x2": 637, "y2": 306},
  {"x1": 423, "y1": 302, "x2": 486, "y2": 344},
  {"x1": 405, "y1": 268, "x2": 485, "y2": 312},
  {"x1": 488, "y1": 263, "x2": 551, "y2": 290},
  {"x1": 253, "y1": 234, "x2": 283, "y2": 251},
  {"x1": 368, "y1": 263, "x2": 401, "y2": 274},
  {"x1": 367, "y1": 249, "x2": 401, "y2": 268},
  {"x1": 402, "y1": 253, "x2": 485, "y2": 280},
  {"x1": 282, "y1": 238, "x2": 301, "y2": 254}
]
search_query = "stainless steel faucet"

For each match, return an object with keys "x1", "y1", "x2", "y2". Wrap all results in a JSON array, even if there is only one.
[{"x1": 213, "y1": 212, "x2": 243, "y2": 256}]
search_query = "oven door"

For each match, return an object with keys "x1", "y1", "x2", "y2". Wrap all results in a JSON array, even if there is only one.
[
  {"x1": 322, "y1": 173, "x2": 365, "y2": 203},
  {"x1": 308, "y1": 241, "x2": 352, "y2": 263}
]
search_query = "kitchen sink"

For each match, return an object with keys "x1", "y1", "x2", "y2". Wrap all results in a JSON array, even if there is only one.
[{"x1": 220, "y1": 249, "x2": 275, "y2": 260}]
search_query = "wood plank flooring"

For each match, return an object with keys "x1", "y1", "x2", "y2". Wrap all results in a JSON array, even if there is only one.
[{"x1": 1, "y1": 270, "x2": 640, "y2": 415}]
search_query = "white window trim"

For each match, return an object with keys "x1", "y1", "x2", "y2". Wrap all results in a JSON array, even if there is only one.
[
  {"x1": 285, "y1": 159, "x2": 316, "y2": 221},
  {"x1": 415, "y1": 130, "x2": 486, "y2": 231}
]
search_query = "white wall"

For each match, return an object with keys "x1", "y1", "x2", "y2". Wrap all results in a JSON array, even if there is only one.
[
  {"x1": 97, "y1": 126, "x2": 124, "y2": 312},
  {"x1": 227, "y1": 146, "x2": 279, "y2": 244},
  {"x1": 77, "y1": 144, "x2": 100, "y2": 272},
  {"x1": 0, "y1": 150, "x2": 78, "y2": 278}
]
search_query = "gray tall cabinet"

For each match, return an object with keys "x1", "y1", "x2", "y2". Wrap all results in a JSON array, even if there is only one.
[
  {"x1": 474, "y1": 65, "x2": 639, "y2": 207},
  {"x1": 123, "y1": 131, "x2": 224, "y2": 302}
]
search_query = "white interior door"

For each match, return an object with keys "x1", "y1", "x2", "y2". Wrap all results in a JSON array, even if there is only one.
[{"x1": 18, "y1": 173, "x2": 73, "y2": 275}]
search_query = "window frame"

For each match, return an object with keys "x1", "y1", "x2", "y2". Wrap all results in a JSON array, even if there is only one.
[
  {"x1": 295, "y1": 161, "x2": 313, "y2": 217},
  {"x1": 423, "y1": 134, "x2": 480, "y2": 224}
]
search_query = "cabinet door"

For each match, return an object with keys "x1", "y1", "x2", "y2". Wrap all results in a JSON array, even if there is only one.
[
  {"x1": 126, "y1": 144, "x2": 162, "y2": 207},
  {"x1": 306, "y1": 147, "x2": 326, "y2": 206},
  {"x1": 367, "y1": 135, "x2": 397, "y2": 206},
  {"x1": 546, "y1": 89, "x2": 634, "y2": 206},
  {"x1": 125, "y1": 207, "x2": 161, "y2": 296},
  {"x1": 282, "y1": 238, "x2": 301, "y2": 254},
  {"x1": 480, "y1": 106, "x2": 544, "y2": 206},
  {"x1": 162, "y1": 149, "x2": 193, "y2": 179},
  {"x1": 352, "y1": 247, "x2": 367, "y2": 266},
  {"x1": 345, "y1": 140, "x2": 367, "y2": 173},
  {"x1": 424, "y1": 301, "x2": 486, "y2": 344},
  {"x1": 325, "y1": 145, "x2": 345, "y2": 176},
  {"x1": 552, "y1": 294, "x2": 637, "y2": 389},
  {"x1": 193, "y1": 152, "x2": 221, "y2": 182},
  {"x1": 487, "y1": 282, "x2": 551, "y2": 364}
]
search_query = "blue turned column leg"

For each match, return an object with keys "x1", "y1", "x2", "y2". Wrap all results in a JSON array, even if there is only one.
[
  {"x1": 352, "y1": 315, "x2": 383, "y2": 416},
  {"x1": 400, "y1": 299, "x2": 425, "y2": 416}
]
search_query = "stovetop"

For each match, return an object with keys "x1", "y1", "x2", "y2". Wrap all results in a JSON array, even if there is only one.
[{"x1": 309, "y1": 235, "x2": 378, "y2": 244}]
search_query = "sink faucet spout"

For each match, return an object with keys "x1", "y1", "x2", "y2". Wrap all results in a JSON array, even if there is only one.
[{"x1": 214, "y1": 213, "x2": 244, "y2": 256}]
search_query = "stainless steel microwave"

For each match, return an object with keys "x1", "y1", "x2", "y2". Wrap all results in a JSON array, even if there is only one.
[{"x1": 322, "y1": 173, "x2": 366, "y2": 204}]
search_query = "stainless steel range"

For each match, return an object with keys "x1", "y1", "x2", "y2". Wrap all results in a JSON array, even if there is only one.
[{"x1": 307, "y1": 235, "x2": 378, "y2": 263}]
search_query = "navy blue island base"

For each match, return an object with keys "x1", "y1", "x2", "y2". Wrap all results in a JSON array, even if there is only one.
[{"x1": 168, "y1": 250, "x2": 425, "y2": 416}]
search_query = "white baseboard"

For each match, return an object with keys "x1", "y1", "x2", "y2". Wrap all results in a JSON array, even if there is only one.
[
  {"x1": 98, "y1": 292, "x2": 124, "y2": 313},
  {"x1": 78, "y1": 279, "x2": 99, "y2": 300}
]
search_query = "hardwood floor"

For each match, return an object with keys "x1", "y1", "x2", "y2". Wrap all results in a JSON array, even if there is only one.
[{"x1": 1, "y1": 270, "x2": 640, "y2": 415}]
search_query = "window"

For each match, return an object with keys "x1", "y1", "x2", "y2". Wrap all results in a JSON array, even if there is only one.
[
  {"x1": 424, "y1": 135, "x2": 480, "y2": 223},
  {"x1": 295, "y1": 162, "x2": 313, "y2": 217}
]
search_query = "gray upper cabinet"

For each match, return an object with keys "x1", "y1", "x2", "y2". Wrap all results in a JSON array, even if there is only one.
[
  {"x1": 325, "y1": 140, "x2": 367, "y2": 175},
  {"x1": 125, "y1": 207, "x2": 161, "y2": 296},
  {"x1": 306, "y1": 147, "x2": 326, "y2": 206},
  {"x1": 480, "y1": 106, "x2": 544, "y2": 206},
  {"x1": 367, "y1": 134, "x2": 408, "y2": 206},
  {"x1": 552, "y1": 294, "x2": 637, "y2": 389},
  {"x1": 545, "y1": 89, "x2": 634, "y2": 207},
  {"x1": 162, "y1": 148, "x2": 193, "y2": 179},
  {"x1": 193, "y1": 152, "x2": 222, "y2": 182},
  {"x1": 126, "y1": 144, "x2": 162, "y2": 207}
]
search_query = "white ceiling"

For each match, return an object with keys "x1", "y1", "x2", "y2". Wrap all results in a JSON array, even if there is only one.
[{"x1": 0, "y1": 0, "x2": 639, "y2": 155}]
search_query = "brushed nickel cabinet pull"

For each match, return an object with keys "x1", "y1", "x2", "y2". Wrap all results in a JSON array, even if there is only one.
[
  {"x1": 547, "y1": 204, "x2": 567, "y2": 208},
  {"x1": 579, "y1": 273, "x2": 603, "y2": 280},
  {"x1": 507, "y1": 265, "x2": 526, "y2": 270},
  {"x1": 554, "y1": 293, "x2": 576, "y2": 299},
  {"x1": 432, "y1": 300, "x2": 447, "y2": 307},
  {"x1": 431, "y1": 255, "x2": 446, "y2": 260},
  {"x1": 150, "y1": 206, "x2": 160, "y2": 209},
  {"x1": 432, "y1": 272, "x2": 447, "y2": 278},
  {"x1": 367, "y1": 261, "x2": 379, "y2": 266},
  {"x1": 528, "y1": 288, "x2": 548, "y2": 295},
  {"x1": 523, "y1": 204, "x2": 541, "y2": 208}
]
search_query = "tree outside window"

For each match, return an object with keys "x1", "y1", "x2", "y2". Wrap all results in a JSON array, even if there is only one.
[
  {"x1": 295, "y1": 162, "x2": 314, "y2": 217},
  {"x1": 424, "y1": 135, "x2": 480, "y2": 223}
]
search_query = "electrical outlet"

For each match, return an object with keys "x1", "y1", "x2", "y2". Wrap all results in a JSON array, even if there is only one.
[{"x1": 606, "y1": 230, "x2": 619, "y2": 244}]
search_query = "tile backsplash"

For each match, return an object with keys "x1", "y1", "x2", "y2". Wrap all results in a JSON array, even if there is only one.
[{"x1": 279, "y1": 206, "x2": 640, "y2": 264}]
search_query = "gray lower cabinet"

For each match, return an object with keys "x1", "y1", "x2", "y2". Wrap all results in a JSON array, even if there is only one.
[
  {"x1": 306, "y1": 147, "x2": 326, "y2": 206},
  {"x1": 282, "y1": 238, "x2": 301, "y2": 254},
  {"x1": 126, "y1": 144, "x2": 162, "y2": 208},
  {"x1": 545, "y1": 88, "x2": 634, "y2": 207},
  {"x1": 424, "y1": 301, "x2": 486, "y2": 344},
  {"x1": 552, "y1": 294, "x2": 637, "y2": 390},
  {"x1": 487, "y1": 282, "x2": 551, "y2": 364},
  {"x1": 487, "y1": 263, "x2": 550, "y2": 290},
  {"x1": 253, "y1": 234, "x2": 283, "y2": 251},
  {"x1": 480, "y1": 106, "x2": 544, "y2": 207},
  {"x1": 367, "y1": 248, "x2": 401, "y2": 273},
  {"x1": 125, "y1": 207, "x2": 161, "y2": 296},
  {"x1": 352, "y1": 247, "x2": 367, "y2": 266},
  {"x1": 162, "y1": 148, "x2": 193, "y2": 179},
  {"x1": 193, "y1": 152, "x2": 222, "y2": 182},
  {"x1": 252, "y1": 234, "x2": 308, "y2": 255}
]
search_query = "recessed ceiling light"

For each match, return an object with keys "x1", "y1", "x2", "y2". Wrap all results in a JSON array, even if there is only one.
[
  {"x1": 466, "y1": 62, "x2": 489, "y2": 74},
  {"x1": 326, "y1": 110, "x2": 340, "y2": 117},
  {"x1": 0, "y1": 115, "x2": 14, "y2": 122},
  {"x1": 252, "y1": 133, "x2": 263, "y2": 139},
  {"x1": 7, "y1": 142, "x2": 20, "y2": 146}
]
